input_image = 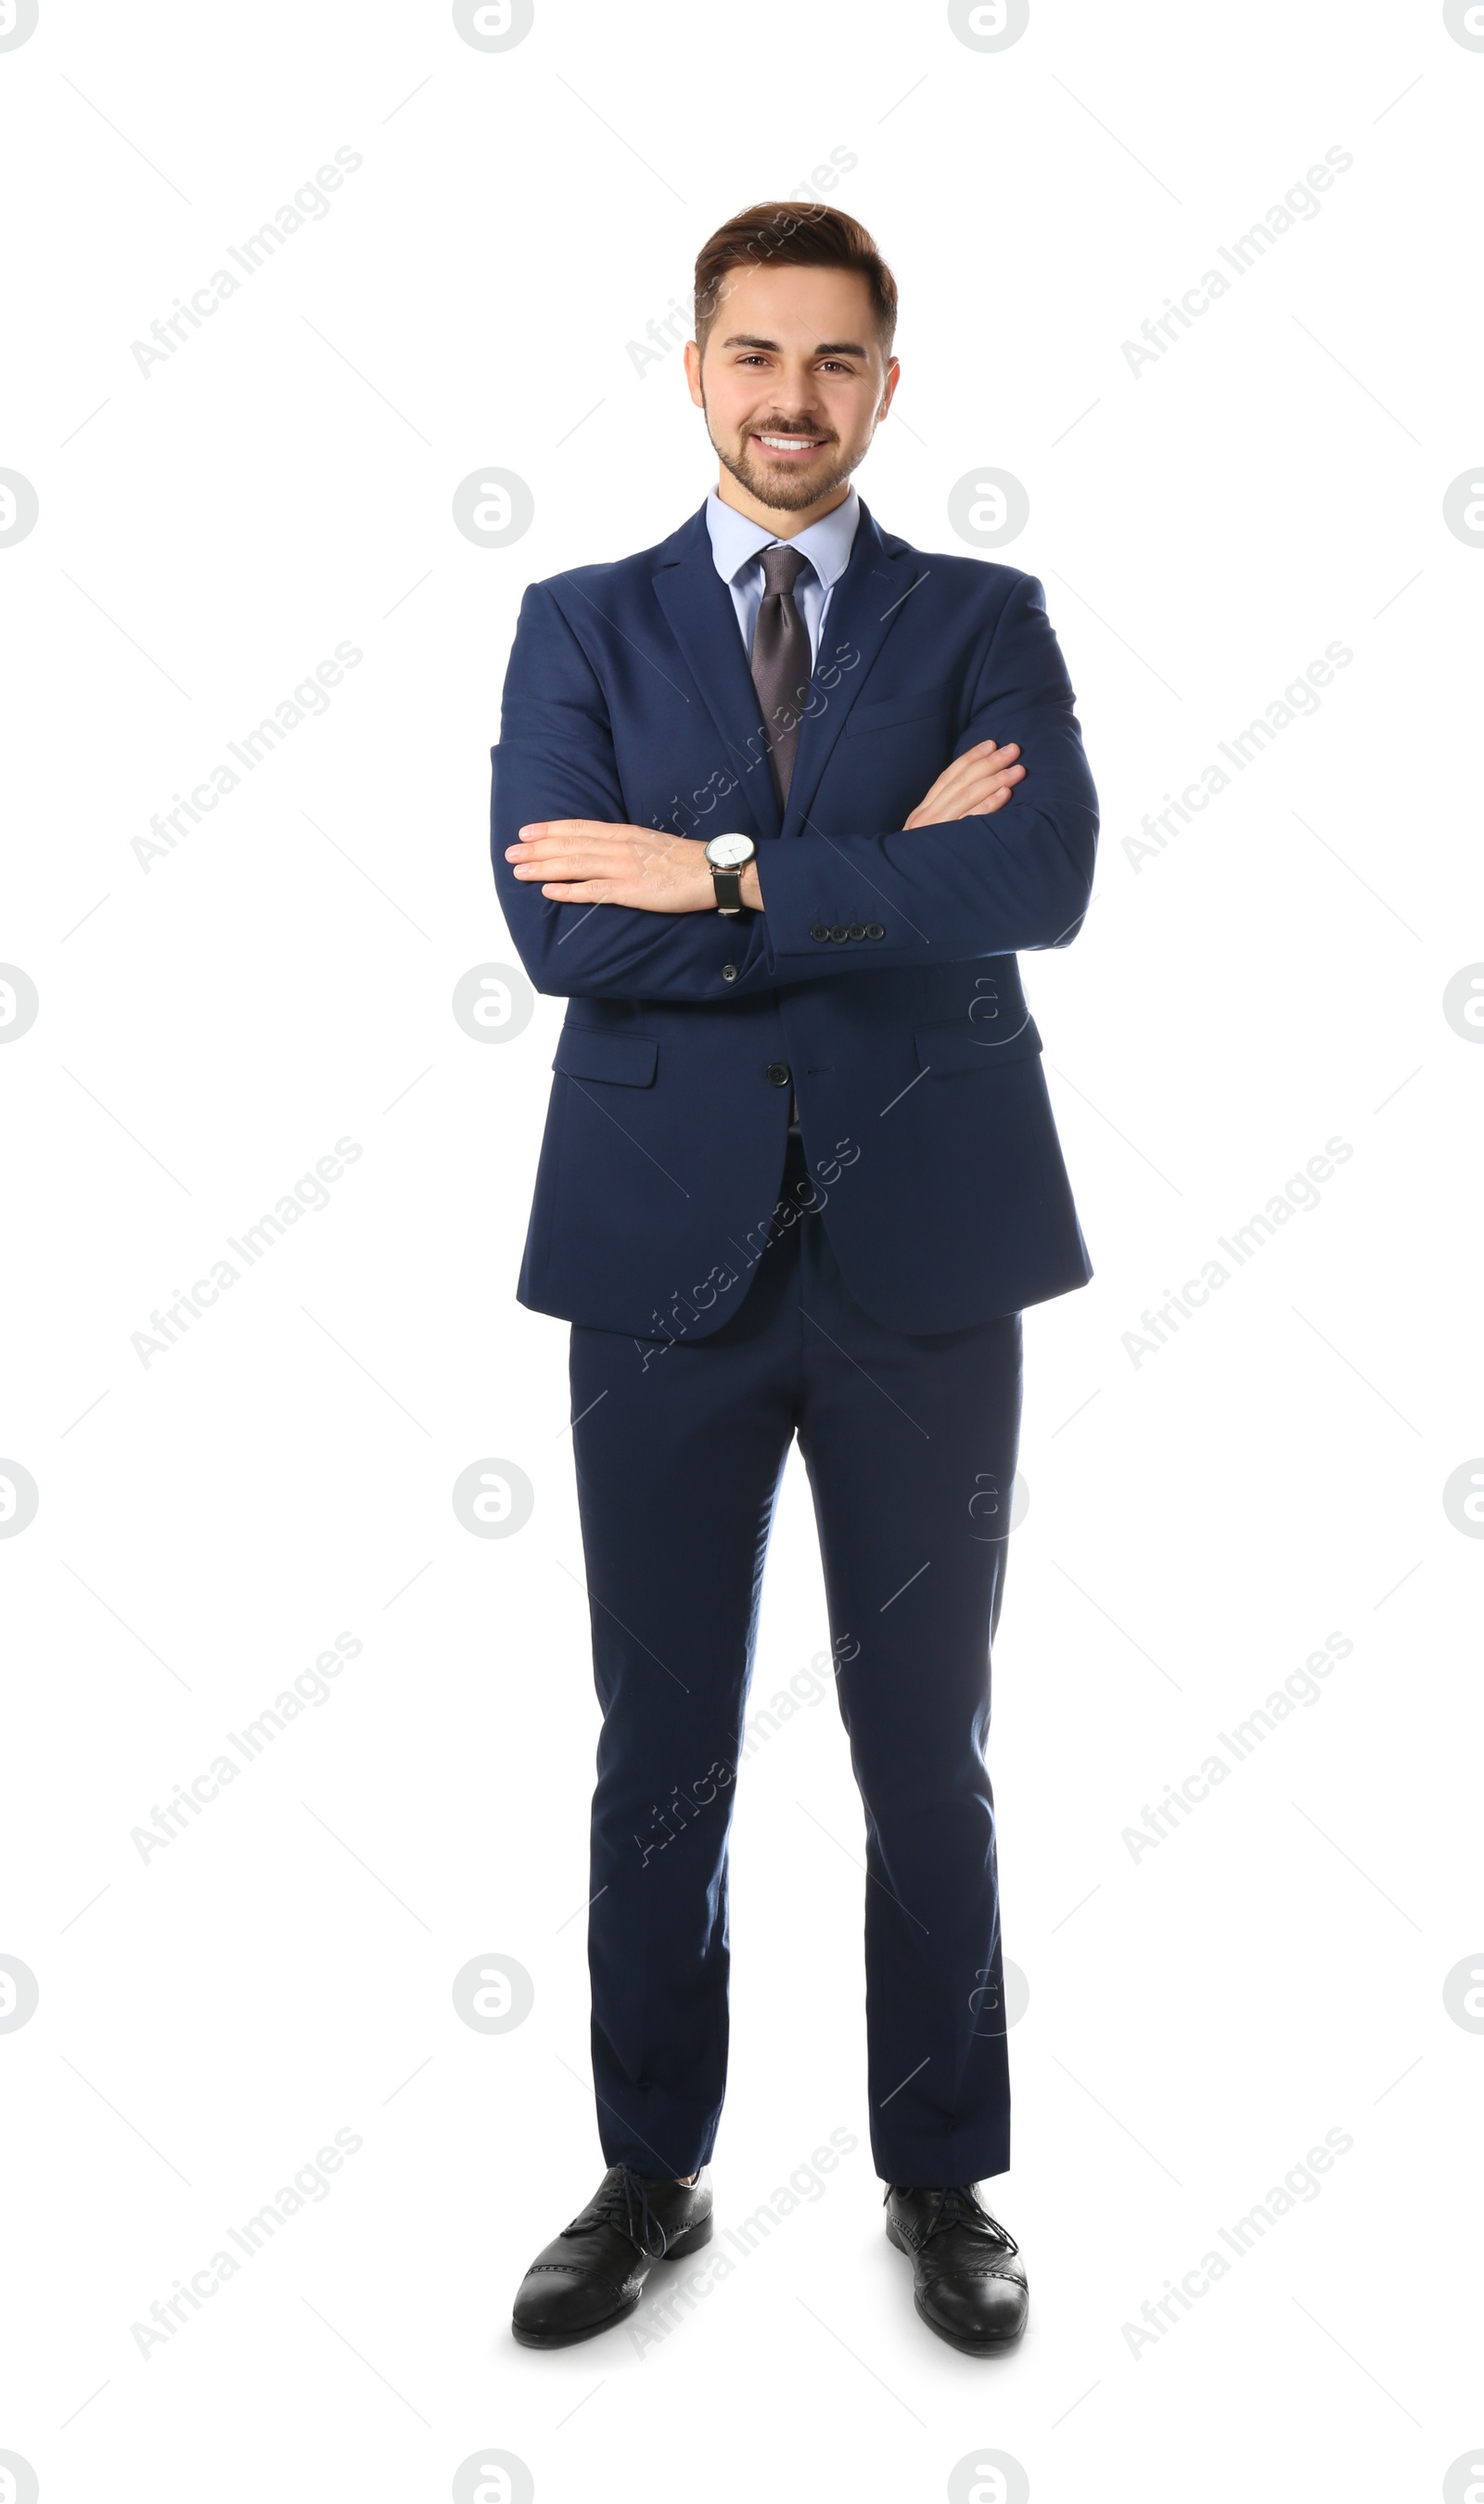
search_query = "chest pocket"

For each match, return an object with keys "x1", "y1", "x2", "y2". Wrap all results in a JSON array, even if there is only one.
[{"x1": 845, "y1": 690, "x2": 952, "y2": 738}]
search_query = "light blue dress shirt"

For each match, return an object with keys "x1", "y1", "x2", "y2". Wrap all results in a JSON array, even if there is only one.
[{"x1": 704, "y1": 482, "x2": 862, "y2": 667}]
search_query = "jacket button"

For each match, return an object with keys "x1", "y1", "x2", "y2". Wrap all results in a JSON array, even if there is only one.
[
  {"x1": 847, "y1": 922, "x2": 866, "y2": 941},
  {"x1": 865, "y1": 922, "x2": 885, "y2": 939},
  {"x1": 830, "y1": 925, "x2": 849, "y2": 942},
  {"x1": 810, "y1": 923, "x2": 830, "y2": 942},
  {"x1": 722, "y1": 963, "x2": 738, "y2": 982},
  {"x1": 766, "y1": 1062, "x2": 791, "y2": 1087}
]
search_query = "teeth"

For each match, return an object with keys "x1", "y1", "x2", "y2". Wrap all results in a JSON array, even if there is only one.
[{"x1": 758, "y1": 434, "x2": 820, "y2": 450}]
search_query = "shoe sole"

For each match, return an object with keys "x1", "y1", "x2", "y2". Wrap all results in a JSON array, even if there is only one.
[
  {"x1": 510, "y1": 2212, "x2": 714, "y2": 2349},
  {"x1": 886, "y1": 2215, "x2": 1028, "y2": 2355}
]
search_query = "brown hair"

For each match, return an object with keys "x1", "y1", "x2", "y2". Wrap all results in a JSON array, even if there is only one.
[{"x1": 693, "y1": 201, "x2": 898, "y2": 361}]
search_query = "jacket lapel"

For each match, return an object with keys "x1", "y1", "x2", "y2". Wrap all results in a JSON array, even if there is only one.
[
  {"x1": 780, "y1": 499, "x2": 928, "y2": 838},
  {"x1": 650, "y1": 496, "x2": 928, "y2": 847},
  {"x1": 651, "y1": 509, "x2": 781, "y2": 843}
]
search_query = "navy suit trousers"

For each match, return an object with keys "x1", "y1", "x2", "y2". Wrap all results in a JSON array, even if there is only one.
[{"x1": 569, "y1": 1131, "x2": 1024, "y2": 2187}]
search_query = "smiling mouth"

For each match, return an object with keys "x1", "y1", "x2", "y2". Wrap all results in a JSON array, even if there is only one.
[{"x1": 751, "y1": 431, "x2": 828, "y2": 457}]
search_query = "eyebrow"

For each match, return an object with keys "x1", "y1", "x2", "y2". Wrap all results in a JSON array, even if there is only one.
[{"x1": 719, "y1": 334, "x2": 869, "y2": 357}]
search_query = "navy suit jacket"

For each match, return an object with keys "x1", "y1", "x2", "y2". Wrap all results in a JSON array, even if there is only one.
[{"x1": 490, "y1": 495, "x2": 1097, "y2": 1341}]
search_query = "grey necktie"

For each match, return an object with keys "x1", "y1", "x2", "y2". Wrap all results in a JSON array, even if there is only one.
[{"x1": 749, "y1": 543, "x2": 812, "y2": 806}]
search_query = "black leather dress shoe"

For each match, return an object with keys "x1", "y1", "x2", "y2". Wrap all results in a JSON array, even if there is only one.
[
  {"x1": 511, "y1": 2164, "x2": 713, "y2": 2348},
  {"x1": 884, "y1": 2182, "x2": 1029, "y2": 2352}
]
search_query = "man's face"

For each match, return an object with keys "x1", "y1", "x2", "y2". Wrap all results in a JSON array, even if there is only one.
[{"x1": 684, "y1": 261, "x2": 899, "y2": 521}]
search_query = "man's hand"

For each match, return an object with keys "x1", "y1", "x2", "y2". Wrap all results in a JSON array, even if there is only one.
[
  {"x1": 904, "y1": 739, "x2": 1024, "y2": 829},
  {"x1": 506, "y1": 822, "x2": 733, "y2": 913}
]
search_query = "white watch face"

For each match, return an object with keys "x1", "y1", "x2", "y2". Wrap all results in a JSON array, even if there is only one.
[{"x1": 706, "y1": 831, "x2": 754, "y2": 869}]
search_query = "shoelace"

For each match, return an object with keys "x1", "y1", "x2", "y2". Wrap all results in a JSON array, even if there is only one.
[
  {"x1": 571, "y1": 2166, "x2": 669, "y2": 2259},
  {"x1": 928, "y1": 2187, "x2": 1017, "y2": 2248},
  {"x1": 885, "y1": 2182, "x2": 1018, "y2": 2252}
]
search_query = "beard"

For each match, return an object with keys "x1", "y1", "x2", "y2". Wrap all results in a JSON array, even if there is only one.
[{"x1": 709, "y1": 414, "x2": 860, "y2": 513}]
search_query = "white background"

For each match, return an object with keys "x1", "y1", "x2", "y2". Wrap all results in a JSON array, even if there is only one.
[{"x1": 2, "y1": 2, "x2": 1481, "y2": 2498}]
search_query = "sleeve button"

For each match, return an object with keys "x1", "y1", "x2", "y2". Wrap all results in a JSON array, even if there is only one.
[
  {"x1": 847, "y1": 922, "x2": 866, "y2": 941},
  {"x1": 830, "y1": 925, "x2": 849, "y2": 942},
  {"x1": 865, "y1": 922, "x2": 885, "y2": 940},
  {"x1": 722, "y1": 963, "x2": 738, "y2": 982},
  {"x1": 810, "y1": 923, "x2": 830, "y2": 942}
]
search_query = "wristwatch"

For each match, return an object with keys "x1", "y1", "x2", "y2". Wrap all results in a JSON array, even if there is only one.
[{"x1": 704, "y1": 829, "x2": 756, "y2": 917}]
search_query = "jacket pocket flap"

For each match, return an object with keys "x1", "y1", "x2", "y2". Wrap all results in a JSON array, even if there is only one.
[
  {"x1": 845, "y1": 689, "x2": 951, "y2": 737},
  {"x1": 914, "y1": 1014, "x2": 1043, "y2": 1074},
  {"x1": 553, "y1": 1027, "x2": 659, "y2": 1087}
]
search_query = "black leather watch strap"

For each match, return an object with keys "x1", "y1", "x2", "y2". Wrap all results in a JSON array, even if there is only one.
[{"x1": 711, "y1": 865, "x2": 746, "y2": 917}]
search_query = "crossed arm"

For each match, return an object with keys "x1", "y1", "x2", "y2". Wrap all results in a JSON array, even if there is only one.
[
  {"x1": 491, "y1": 573, "x2": 1096, "y2": 1001},
  {"x1": 503, "y1": 739, "x2": 1028, "y2": 914}
]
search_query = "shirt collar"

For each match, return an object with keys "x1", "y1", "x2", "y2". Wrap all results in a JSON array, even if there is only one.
[{"x1": 704, "y1": 482, "x2": 861, "y2": 593}]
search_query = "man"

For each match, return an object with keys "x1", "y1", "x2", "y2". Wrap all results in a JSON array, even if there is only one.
[{"x1": 492, "y1": 201, "x2": 1097, "y2": 2356}]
